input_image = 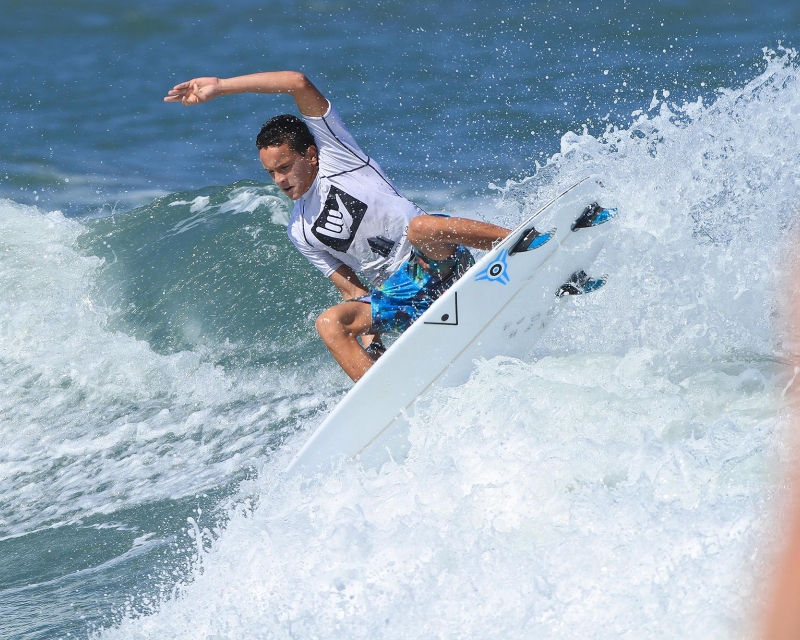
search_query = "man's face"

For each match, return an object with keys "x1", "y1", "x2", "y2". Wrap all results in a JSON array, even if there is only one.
[{"x1": 259, "y1": 143, "x2": 319, "y2": 201}]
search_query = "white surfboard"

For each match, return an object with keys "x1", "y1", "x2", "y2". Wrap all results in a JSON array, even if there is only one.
[{"x1": 286, "y1": 175, "x2": 612, "y2": 476}]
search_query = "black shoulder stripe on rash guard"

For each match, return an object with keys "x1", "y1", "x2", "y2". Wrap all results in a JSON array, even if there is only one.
[{"x1": 320, "y1": 114, "x2": 403, "y2": 198}]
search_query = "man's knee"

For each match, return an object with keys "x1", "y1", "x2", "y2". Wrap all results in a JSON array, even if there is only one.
[
  {"x1": 315, "y1": 306, "x2": 340, "y2": 340},
  {"x1": 315, "y1": 302, "x2": 371, "y2": 340}
]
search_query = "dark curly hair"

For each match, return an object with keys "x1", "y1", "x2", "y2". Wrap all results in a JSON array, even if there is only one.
[{"x1": 255, "y1": 114, "x2": 317, "y2": 154}]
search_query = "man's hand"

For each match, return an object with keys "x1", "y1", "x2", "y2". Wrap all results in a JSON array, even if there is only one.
[{"x1": 164, "y1": 77, "x2": 222, "y2": 105}]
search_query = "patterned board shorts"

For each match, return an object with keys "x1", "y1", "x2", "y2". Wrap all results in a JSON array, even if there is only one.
[{"x1": 365, "y1": 245, "x2": 474, "y2": 334}]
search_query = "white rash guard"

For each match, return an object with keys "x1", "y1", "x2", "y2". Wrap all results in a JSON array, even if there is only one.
[{"x1": 287, "y1": 102, "x2": 424, "y2": 287}]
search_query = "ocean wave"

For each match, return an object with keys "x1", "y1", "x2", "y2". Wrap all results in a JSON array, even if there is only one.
[{"x1": 91, "y1": 50, "x2": 800, "y2": 639}]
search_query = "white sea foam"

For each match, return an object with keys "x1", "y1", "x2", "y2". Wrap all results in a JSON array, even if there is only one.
[
  {"x1": 97, "y1": 354, "x2": 782, "y2": 640},
  {"x1": 0, "y1": 199, "x2": 343, "y2": 535},
  {"x1": 165, "y1": 185, "x2": 289, "y2": 238},
  {"x1": 90, "y1": 51, "x2": 800, "y2": 639}
]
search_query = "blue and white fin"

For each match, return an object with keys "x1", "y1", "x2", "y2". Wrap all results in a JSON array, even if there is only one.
[
  {"x1": 510, "y1": 227, "x2": 555, "y2": 255},
  {"x1": 556, "y1": 270, "x2": 608, "y2": 297},
  {"x1": 571, "y1": 203, "x2": 616, "y2": 231}
]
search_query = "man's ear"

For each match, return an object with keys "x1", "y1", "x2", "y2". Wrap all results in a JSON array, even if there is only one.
[{"x1": 305, "y1": 144, "x2": 319, "y2": 165}]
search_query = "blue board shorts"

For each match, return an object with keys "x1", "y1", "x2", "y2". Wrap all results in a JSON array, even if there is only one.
[{"x1": 365, "y1": 245, "x2": 474, "y2": 334}]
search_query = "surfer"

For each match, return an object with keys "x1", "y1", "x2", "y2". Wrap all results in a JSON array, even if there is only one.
[{"x1": 165, "y1": 71, "x2": 509, "y2": 381}]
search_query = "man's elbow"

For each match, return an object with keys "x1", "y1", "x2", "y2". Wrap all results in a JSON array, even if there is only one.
[{"x1": 285, "y1": 71, "x2": 314, "y2": 93}]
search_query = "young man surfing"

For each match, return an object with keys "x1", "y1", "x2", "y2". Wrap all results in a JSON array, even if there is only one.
[{"x1": 165, "y1": 71, "x2": 509, "y2": 381}]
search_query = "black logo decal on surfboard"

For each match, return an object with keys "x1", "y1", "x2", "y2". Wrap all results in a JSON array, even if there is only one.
[
  {"x1": 311, "y1": 186, "x2": 367, "y2": 252},
  {"x1": 424, "y1": 291, "x2": 459, "y2": 326}
]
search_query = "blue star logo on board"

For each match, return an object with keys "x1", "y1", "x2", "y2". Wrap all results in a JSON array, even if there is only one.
[{"x1": 474, "y1": 249, "x2": 510, "y2": 285}]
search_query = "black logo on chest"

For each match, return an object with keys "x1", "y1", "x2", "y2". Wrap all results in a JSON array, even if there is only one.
[{"x1": 311, "y1": 186, "x2": 367, "y2": 252}]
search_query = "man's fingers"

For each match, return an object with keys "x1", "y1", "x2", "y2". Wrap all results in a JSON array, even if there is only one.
[
  {"x1": 181, "y1": 93, "x2": 201, "y2": 106},
  {"x1": 164, "y1": 81, "x2": 201, "y2": 105},
  {"x1": 164, "y1": 92, "x2": 193, "y2": 104},
  {"x1": 163, "y1": 81, "x2": 193, "y2": 100},
  {"x1": 165, "y1": 87, "x2": 188, "y2": 102},
  {"x1": 164, "y1": 93, "x2": 196, "y2": 104}
]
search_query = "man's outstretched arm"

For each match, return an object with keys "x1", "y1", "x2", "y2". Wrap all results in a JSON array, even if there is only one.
[{"x1": 164, "y1": 71, "x2": 329, "y2": 117}]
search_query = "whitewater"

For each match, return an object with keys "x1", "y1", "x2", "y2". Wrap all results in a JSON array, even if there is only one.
[
  {"x1": 2, "y1": 47, "x2": 800, "y2": 639},
  {"x1": 100, "y1": 50, "x2": 800, "y2": 637}
]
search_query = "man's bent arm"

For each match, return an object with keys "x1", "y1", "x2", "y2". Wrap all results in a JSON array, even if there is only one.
[
  {"x1": 164, "y1": 71, "x2": 329, "y2": 117},
  {"x1": 329, "y1": 265, "x2": 370, "y2": 301}
]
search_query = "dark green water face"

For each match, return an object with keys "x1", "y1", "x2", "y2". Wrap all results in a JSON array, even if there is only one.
[
  {"x1": 0, "y1": 490, "x2": 237, "y2": 640},
  {"x1": 1, "y1": 1, "x2": 799, "y2": 639},
  {"x1": 77, "y1": 181, "x2": 336, "y2": 368}
]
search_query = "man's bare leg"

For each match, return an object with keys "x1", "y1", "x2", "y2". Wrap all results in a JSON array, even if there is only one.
[
  {"x1": 315, "y1": 301, "x2": 375, "y2": 382},
  {"x1": 407, "y1": 216, "x2": 510, "y2": 261}
]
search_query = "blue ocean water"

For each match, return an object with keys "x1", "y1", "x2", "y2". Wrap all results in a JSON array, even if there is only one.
[{"x1": 1, "y1": 1, "x2": 799, "y2": 638}]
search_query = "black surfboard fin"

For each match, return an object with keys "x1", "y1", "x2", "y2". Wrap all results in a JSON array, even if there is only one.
[
  {"x1": 571, "y1": 203, "x2": 616, "y2": 231},
  {"x1": 556, "y1": 270, "x2": 608, "y2": 297},
  {"x1": 510, "y1": 227, "x2": 555, "y2": 255}
]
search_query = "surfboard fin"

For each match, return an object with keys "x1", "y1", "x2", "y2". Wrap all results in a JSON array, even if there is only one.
[
  {"x1": 571, "y1": 203, "x2": 616, "y2": 230},
  {"x1": 556, "y1": 270, "x2": 608, "y2": 297},
  {"x1": 510, "y1": 227, "x2": 555, "y2": 255}
]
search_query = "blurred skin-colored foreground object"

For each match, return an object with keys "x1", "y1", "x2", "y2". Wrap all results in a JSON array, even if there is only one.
[{"x1": 761, "y1": 255, "x2": 800, "y2": 640}]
